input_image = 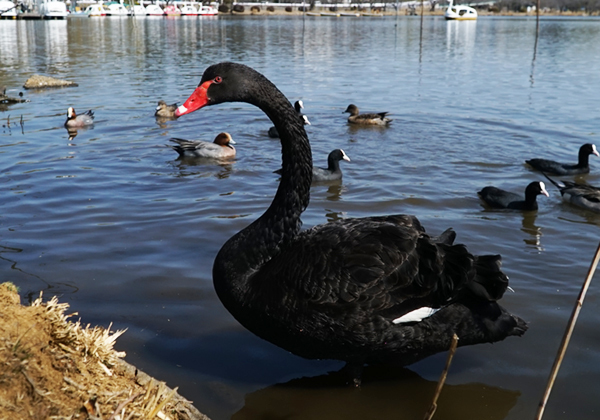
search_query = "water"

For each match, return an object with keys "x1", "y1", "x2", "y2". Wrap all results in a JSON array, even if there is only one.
[{"x1": 1, "y1": 15, "x2": 600, "y2": 420}]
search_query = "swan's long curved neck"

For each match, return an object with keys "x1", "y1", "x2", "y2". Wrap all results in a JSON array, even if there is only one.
[{"x1": 213, "y1": 77, "x2": 313, "y2": 299}]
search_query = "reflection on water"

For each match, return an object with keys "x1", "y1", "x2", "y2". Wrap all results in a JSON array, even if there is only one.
[
  {"x1": 445, "y1": 20, "x2": 477, "y2": 56},
  {"x1": 233, "y1": 366, "x2": 520, "y2": 420},
  {"x1": 522, "y1": 212, "x2": 543, "y2": 251}
]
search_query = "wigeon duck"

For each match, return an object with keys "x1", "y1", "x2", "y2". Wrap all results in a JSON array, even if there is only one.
[
  {"x1": 344, "y1": 104, "x2": 391, "y2": 126},
  {"x1": 478, "y1": 181, "x2": 549, "y2": 211},
  {"x1": 526, "y1": 143, "x2": 599, "y2": 175},
  {"x1": 268, "y1": 100, "x2": 310, "y2": 138},
  {"x1": 155, "y1": 100, "x2": 178, "y2": 118},
  {"x1": 64, "y1": 107, "x2": 94, "y2": 128},
  {"x1": 169, "y1": 132, "x2": 236, "y2": 159},
  {"x1": 544, "y1": 173, "x2": 600, "y2": 213}
]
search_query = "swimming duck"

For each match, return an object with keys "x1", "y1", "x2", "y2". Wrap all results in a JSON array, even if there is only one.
[
  {"x1": 155, "y1": 100, "x2": 178, "y2": 118},
  {"x1": 275, "y1": 149, "x2": 351, "y2": 182},
  {"x1": 344, "y1": 104, "x2": 391, "y2": 126},
  {"x1": 169, "y1": 132, "x2": 236, "y2": 159},
  {"x1": 64, "y1": 107, "x2": 94, "y2": 128},
  {"x1": 543, "y1": 173, "x2": 600, "y2": 213},
  {"x1": 478, "y1": 181, "x2": 549, "y2": 211},
  {"x1": 174, "y1": 62, "x2": 526, "y2": 384},
  {"x1": 268, "y1": 100, "x2": 310, "y2": 138},
  {"x1": 526, "y1": 143, "x2": 599, "y2": 175}
]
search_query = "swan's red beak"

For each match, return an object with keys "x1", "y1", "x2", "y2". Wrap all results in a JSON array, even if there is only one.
[{"x1": 175, "y1": 80, "x2": 211, "y2": 117}]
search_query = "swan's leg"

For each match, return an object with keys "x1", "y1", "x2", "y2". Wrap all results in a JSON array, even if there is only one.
[{"x1": 341, "y1": 361, "x2": 364, "y2": 387}]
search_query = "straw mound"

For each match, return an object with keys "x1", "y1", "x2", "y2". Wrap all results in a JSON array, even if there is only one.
[
  {"x1": 23, "y1": 75, "x2": 78, "y2": 89},
  {"x1": 0, "y1": 282, "x2": 210, "y2": 420}
]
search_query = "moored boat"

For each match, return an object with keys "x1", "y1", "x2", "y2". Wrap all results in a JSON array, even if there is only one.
[
  {"x1": 179, "y1": 2, "x2": 198, "y2": 15},
  {"x1": 145, "y1": 3, "x2": 164, "y2": 15},
  {"x1": 0, "y1": 0, "x2": 18, "y2": 19},
  {"x1": 198, "y1": 4, "x2": 217, "y2": 15},
  {"x1": 105, "y1": 1, "x2": 129, "y2": 16},
  {"x1": 163, "y1": 3, "x2": 180, "y2": 15},
  {"x1": 39, "y1": 0, "x2": 69, "y2": 19},
  {"x1": 444, "y1": 0, "x2": 477, "y2": 20}
]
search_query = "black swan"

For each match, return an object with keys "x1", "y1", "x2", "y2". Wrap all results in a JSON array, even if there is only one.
[
  {"x1": 268, "y1": 100, "x2": 310, "y2": 138},
  {"x1": 525, "y1": 143, "x2": 599, "y2": 175},
  {"x1": 169, "y1": 132, "x2": 236, "y2": 159},
  {"x1": 155, "y1": 100, "x2": 179, "y2": 118},
  {"x1": 543, "y1": 173, "x2": 600, "y2": 213},
  {"x1": 64, "y1": 107, "x2": 94, "y2": 128},
  {"x1": 478, "y1": 181, "x2": 549, "y2": 211},
  {"x1": 274, "y1": 148, "x2": 351, "y2": 182},
  {"x1": 175, "y1": 62, "x2": 527, "y2": 384},
  {"x1": 344, "y1": 104, "x2": 391, "y2": 126}
]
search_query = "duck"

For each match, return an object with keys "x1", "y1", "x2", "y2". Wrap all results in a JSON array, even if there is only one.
[
  {"x1": 543, "y1": 173, "x2": 600, "y2": 213},
  {"x1": 155, "y1": 100, "x2": 178, "y2": 118},
  {"x1": 525, "y1": 143, "x2": 599, "y2": 175},
  {"x1": 169, "y1": 132, "x2": 236, "y2": 159},
  {"x1": 478, "y1": 181, "x2": 549, "y2": 211},
  {"x1": 268, "y1": 100, "x2": 310, "y2": 138},
  {"x1": 64, "y1": 107, "x2": 94, "y2": 128},
  {"x1": 274, "y1": 149, "x2": 351, "y2": 182},
  {"x1": 343, "y1": 104, "x2": 391, "y2": 126},
  {"x1": 174, "y1": 62, "x2": 526, "y2": 384}
]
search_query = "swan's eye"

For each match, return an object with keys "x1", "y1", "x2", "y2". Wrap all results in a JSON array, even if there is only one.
[{"x1": 213, "y1": 76, "x2": 223, "y2": 84}]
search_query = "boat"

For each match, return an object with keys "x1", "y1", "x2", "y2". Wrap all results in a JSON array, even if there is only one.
[
  {"x1": 0, "y1": 0, "x2": 18, "y2": 19},
  {"x1": 145, "y1": 3, "x2": 164, "y2": 15},
  {"x1": 163, "y1": 4, "x2": 180, "y2": 15},
  {"x1": 130, "y1": 4, "x2": 146, "y2": 15},
  {"x1": 198, "y1": 5, "x2": 217, "y2": 15},
  {"x1": 179, "y1": 3, "x2": 198, "y2": 15},
  {"x1": 38, "y1": 0, "x2": 69, "y2": 18},
  {"x1": 444, "y1": 0, "x2": 477, "y2": 20},
  {"x1": 105, "y1": 1, "x2": 129, "y2": 16},
  {"x1": 84, "y1": 3, "x2": 107, "y2": 16}
]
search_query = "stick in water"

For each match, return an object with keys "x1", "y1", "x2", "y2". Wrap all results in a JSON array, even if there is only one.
[
  {"x1": 423, "y1": 333, "x2": 459, "y2": 420},
  {"x1": 535, "y1": 241, "x2": 600, "y2": 420}
]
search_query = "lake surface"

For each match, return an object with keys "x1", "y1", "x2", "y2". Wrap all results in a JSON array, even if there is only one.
[{"x1": 2, "y1": 14, "x2": 600, "y2": 420}]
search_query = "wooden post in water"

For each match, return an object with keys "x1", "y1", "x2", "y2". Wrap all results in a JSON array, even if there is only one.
[{"x1": 535, "y1": 242, "x2": 600, "y2": 420}]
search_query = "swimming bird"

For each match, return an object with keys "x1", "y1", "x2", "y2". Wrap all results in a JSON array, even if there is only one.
[
  {"x1": 478, "y1": 181, "x2": 549, "y2": 211},
  {"x1": 344, "y1": 104, "x2": 391, "y2": 126},
  {"x1": 525, "y1": 143, "x2": 599, "y2": 175},
  {"x1": 175, "y1": 62, "x2": 526, "y2": 384},
  {"x1": 543, "y1": 173, "x2": 600, "y2": 213},
  {"x1": 169, "y1": 132, "x2": 236, "y2": 159},
  {"x1": 268, "y1": 100, "x2": 310, "y2": 138},
  {"x1": 155, "y1": 100, "x2": 178, "y2": 118},
  {"x1": 275, "y1": 149, "x2": 351, "y2": 182},
  {"x1": 64, "y1": 107, "x2": 94, "y2": 128}
]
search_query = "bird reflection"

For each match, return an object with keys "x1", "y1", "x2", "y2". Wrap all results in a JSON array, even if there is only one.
[
  {"x1": 232, "y1": 365, "x2": 520, "y2": 420},
  {"x1": 325, "y1": 210, "x2": 346, "y2": 223},
  {"x1": 155, "y1": 115, "x2": 178, "y2": 129},
  {"x1": 521, "y1": 212, "x2": 544, "y2": 250},
  {"x1": 172, "y1": 156, "x2": 234, "y2": 180}
]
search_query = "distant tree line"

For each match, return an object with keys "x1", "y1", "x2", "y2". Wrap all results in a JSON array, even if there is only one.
[{"x1": 496, "y1": 0, "x2": 600, "y2": 12}]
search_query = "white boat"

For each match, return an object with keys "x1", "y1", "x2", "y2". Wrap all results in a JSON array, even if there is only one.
[
  {"x1": 105, "y1": 1, "x2": 129, "y2": 16},
  {"x1": 0, "y1": 0, "x2": 18, "y2": 19},
  {"x1": 179, "y1": 3, "x2": 198, "y2": 16},
  {"x1": 444, "y1": 0, "x2": 477, "y2": 20},
  {"x1": 39, "y1": 0, "x2": 69, "y2": 18},
  {"x1": 130, "y1": 4, "x2": 146, "y2": 15},
  {"x1": 84, "y1": 3, "x2": 107, "y2": 16},
  {"x1": 145, "y1": 3, "x2": 164, "y2": 15},
  {"x1": 198, "y1": 5, "x2": 217, "y2": 15}
]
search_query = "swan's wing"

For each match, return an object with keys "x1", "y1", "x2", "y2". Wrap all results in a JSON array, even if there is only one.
[{"x1": 251, "y1": 215, "x2": 504, "y2": 323}]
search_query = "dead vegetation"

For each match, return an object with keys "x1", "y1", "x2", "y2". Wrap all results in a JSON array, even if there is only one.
[{"x1": 0, "y1": 282, "x2": 210, "y2": 420}]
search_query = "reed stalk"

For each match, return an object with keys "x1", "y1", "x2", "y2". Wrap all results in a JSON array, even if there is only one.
[
  {"x1": 423, "y1": 333, "x2": 459, "y2": 420},
  {"x1": 535, "y1": 241, "x2": 600, "y2": 420}
]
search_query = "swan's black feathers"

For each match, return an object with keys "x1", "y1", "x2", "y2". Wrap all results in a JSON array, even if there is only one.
[{"x1": 179, "y1": 62, "x2": 527, "y2": 374}]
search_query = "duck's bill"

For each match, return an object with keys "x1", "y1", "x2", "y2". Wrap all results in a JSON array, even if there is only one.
[{"x1": 175, "y1": 81, "x2": 211, "y2": 117}]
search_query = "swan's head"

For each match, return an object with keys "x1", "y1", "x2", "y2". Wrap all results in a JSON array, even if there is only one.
[{"x1": 176, "y1": 62, "x2": 260, "y2": 117}]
